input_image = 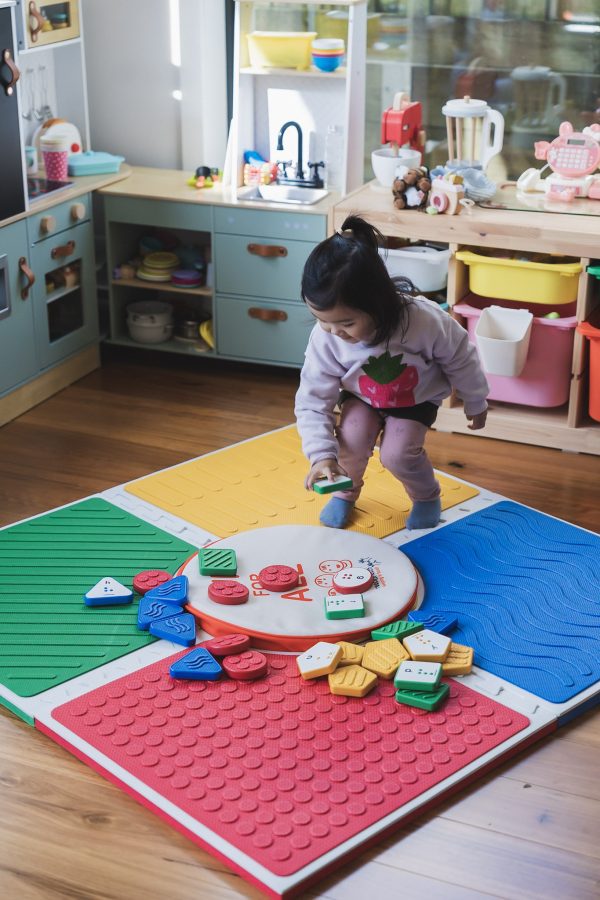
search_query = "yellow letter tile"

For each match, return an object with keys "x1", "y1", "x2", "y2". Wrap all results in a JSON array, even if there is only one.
[
  {"x1": 442, "y1": 642, "x2": 474, "y2": 676},
  {"x1": 362, "y1": 638, "x2": 409, "y2": 679},
  {"x1": 328, "y1": 664, "x2": 378, "y2": 697},
  {"x1": 336, "y1": 641, "x2": 364, "y2": 666}
]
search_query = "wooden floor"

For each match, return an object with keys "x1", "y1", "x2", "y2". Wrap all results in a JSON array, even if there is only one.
[{"x1": 0, "y1": 349, "x2": 599, "y2": 900}]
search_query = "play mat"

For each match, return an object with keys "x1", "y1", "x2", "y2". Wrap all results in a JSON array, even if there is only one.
[{"x1": 1, "y1": 425, "x2": 598, "y2": 898}]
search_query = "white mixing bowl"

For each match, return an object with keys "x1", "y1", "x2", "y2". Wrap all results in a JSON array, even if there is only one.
[{"x1": 371, "y1": 147, "x2": 422, "y2": 187}]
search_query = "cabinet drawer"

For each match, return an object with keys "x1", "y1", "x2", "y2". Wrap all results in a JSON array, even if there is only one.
[
  {"x1": 104, "y1": 196, "x2": 213, "y2": 232},
  {"x1": 215, "y1": 233, "x2": 314, "y2": 301},
  {"x1": 214, "y1": 206, "x2": 326, "y2": 242},
  {"x1": 28, "y1": 194, "x2": 92, "y2": 243},
  {"x1": 215, "y1": 295, "x2": 313, "y2": 366}
]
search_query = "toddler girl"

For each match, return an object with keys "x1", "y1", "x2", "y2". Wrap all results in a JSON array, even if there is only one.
[{"x1": 295, "y1": 215, "x2": 489, "y2": 530}]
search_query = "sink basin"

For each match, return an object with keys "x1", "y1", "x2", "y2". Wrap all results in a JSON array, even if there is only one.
[{"x1": 238, "y1": 184, "x2": 328, "y2": 206}]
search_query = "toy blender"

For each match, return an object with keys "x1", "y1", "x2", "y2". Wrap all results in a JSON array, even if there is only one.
[{"x1": 441, "y1": 96, "x2": 504, "y2": 172}]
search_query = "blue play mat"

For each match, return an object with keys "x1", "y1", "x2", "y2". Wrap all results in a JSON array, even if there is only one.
[{"x1": 402, "y1": 501, "x2": 600, "y2": 703}]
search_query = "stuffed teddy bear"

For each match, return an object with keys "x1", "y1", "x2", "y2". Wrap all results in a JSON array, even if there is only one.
[{"x1": 392, "y1": 166, "x2": 431, "y2": 210}]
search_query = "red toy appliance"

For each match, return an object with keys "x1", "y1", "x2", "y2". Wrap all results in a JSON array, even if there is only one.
[{"x1": 381, "y1": 92, "x2": 425, "y2": 154}]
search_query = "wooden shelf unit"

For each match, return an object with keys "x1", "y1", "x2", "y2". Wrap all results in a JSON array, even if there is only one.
[{"x1": 333, "y1": 182, "x2": 600, "y2": 455}]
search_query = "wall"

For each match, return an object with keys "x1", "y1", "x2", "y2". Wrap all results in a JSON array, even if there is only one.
[{"x1": 81, "y1": 0, "x2": 228, "y2": 171}]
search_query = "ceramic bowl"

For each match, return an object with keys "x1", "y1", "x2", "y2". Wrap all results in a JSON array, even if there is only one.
[
  {"x1": 312, "y1": 52, "x2": 343, "y2": 72},
  {"x1": 371, "y1": 147, "x2": 422, "y2": 187}
]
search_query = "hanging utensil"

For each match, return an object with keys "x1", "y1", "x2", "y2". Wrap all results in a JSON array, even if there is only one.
[
  {"x1": 21, "y1": 67, "x2": 34, "y2": 119},
  {"x1": 38, "y1": 64, "x2": 53, "y2": 119}
]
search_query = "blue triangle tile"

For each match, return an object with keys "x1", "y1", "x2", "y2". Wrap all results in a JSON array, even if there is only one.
[
  {"x1": 137, "y1": 595, "x2": 183, "y2": 631},
  {"x1": 144, "y1": 575, "x2": 188, "y2": 606},
  {"x1": 408, "y1": 610, "x2": 458, "y2": 636},
  {"x1": 149, "y1": 612, "x2": 196, "y2": 646},
  {"x1": 170, "y1": 648, "x2": 222, "y2": 681}
]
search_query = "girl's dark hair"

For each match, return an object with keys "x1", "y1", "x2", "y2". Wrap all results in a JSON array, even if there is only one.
[{"x1": 301, "y1": 214, "x2": 413, "y2": 345}]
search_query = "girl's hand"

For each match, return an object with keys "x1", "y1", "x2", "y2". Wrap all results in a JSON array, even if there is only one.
[
  {"x1": 467, "y1": 409, "x2": 488, "y2": 430},
  {"x1": 305, "y1": 458, "x2": 348, "y2": 490}
]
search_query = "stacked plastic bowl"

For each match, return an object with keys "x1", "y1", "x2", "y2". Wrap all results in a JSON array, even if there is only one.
[{"x1": 311, "y1": 38, "x2": 345, "y2": 72}]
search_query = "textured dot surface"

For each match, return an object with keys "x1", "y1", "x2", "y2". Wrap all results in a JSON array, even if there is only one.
[{"x1": 52, "y1": 648, "x2": 529, "y2": 878}]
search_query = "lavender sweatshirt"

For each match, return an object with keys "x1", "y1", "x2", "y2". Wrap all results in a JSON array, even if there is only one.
[{"x1": 295, "y1": 296, "x2": 489, "y2": 464}]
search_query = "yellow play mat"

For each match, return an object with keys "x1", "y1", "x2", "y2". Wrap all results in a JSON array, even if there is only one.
[{"x1": 125, "y1": 426, "x2": 478, "y2": 538}]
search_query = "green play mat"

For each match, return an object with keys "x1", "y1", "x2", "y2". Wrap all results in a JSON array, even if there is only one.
[{"x1": 0, "y1": 497, "x2": 196, "y2": 699}]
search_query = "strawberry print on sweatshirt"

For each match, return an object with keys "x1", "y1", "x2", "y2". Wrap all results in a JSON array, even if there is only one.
[{"x1": 357, "y1": 351, "x2": 418, "y2": 408}]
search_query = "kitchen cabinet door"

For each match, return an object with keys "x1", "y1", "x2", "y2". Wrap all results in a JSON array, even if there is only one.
[
  {"x1": 30, "y1": 218, "x2": 98, "y2": 369},
  {"x1": 0, "y1": 3, "x2": 26, "y2": 221},
  {"x1": 0, "y1": 219, "x2": 38, "y2": 394}
]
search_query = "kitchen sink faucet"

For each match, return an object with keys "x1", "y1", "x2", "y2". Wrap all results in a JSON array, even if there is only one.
[
  {"x1": 276, "y1": 121, "x2": 325, "y2": 188},
  {"x1": 276, "y1": 120, "x2": 305, "y2": 180}
]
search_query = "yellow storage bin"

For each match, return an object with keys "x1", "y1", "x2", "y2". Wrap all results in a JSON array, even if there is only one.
[
  {"x1": 246, "y1": 32, "x2": 317, "y2": 70},
  {"x1": 455, "y1": 250, "x2": 581, "y2": 305}
]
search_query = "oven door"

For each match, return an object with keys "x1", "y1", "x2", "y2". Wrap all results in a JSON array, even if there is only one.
[{"x1": 0, "y1": 2, "x2": 26, "y2": 220}]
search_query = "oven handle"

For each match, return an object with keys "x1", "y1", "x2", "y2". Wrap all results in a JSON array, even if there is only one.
[
  {"x1": 19, "y1": 257, "x2": 35, "y2": 300},
  {"x1": 1, "y1": 48, "x2": 20, "y2": 97},
  {"x1": 51, "y1": 240, "x2": 76, "y2": 260}
]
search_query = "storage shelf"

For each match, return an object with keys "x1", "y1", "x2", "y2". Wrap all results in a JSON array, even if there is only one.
[
  {"x1": 111, "y1": 278, "x2": 212, "y2": 298},
  {"x1": 435, "y1": 399, "x2": 600, "y2": 455},
  {"x1": 240, "y1": 66, "x2": 346, "y2": 78},
  {"x1": 334, "y1": 183, "x2": 600, "y2": 455},
  {"x1": 105, "y1": 336, "x2": 214, "y2": 357},
  {"x1": 45, "y1": 283, "x2": 81, "y2": 305}
]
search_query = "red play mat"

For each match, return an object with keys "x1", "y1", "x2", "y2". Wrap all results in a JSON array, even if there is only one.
[{"x1": 50, "y1": 649, "x2": 529, "y2": 878}]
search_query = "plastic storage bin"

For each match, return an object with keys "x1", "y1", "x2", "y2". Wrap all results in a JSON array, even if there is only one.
[
  {"x1": 246, "y1": 32, "x2": 316, "y2": 70},
  {"x1": 379, "y1": 245, "x2": 451, "y2": 293},
  {"x1": 475, "y1": 306, "x2": 533, "y2": 377},
  {"x1": 577, "y1": 312, "x2": 600, "y2": 423},
  {"x1": 455, "y1": 295, "x2": 577, "y2": 407},
  {"x1": 456, "y1": 249, "x2": 581, "y2": 305}
]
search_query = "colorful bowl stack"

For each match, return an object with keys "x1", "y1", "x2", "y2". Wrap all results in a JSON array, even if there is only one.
[
  {"x1": 171, "y1": 269, "x2": 204, "y2": 288},
  {"x1": 311, "y1": 38, "x2": 345, "y2": 72},
  {"x1": 136, "y1": 251, "x2": 180, "y2": 282}
]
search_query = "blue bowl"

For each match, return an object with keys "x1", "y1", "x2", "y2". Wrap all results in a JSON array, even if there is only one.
[{"x1": 312, "y1": 54, "x2": 343, "y2": 72}]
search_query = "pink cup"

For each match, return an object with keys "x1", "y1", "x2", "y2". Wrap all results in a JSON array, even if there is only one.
[{"x1": 42, "y1": 148, "x2": 69, "y2": 181}]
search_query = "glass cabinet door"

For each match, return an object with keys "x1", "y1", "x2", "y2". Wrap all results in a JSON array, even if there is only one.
[{"x1": 365, "y1": 0, "x2": 600, "y2": 180}]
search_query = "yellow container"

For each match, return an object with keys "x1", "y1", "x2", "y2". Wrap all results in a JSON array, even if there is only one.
[
  {"x1": 455, "y1": 250, "x2": 582, "y2": 305},
  {"x1": 246, "y1": 32, "x2": 317, "y2": 70}
]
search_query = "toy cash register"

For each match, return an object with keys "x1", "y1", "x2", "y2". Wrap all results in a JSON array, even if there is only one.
[{"x1": 517, "y1": 121, "x2": 600, "y2": 201}]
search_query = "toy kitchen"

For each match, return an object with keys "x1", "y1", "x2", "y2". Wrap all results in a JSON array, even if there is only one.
[{"x1": 0, "y1": 0, "x2": 123, "y2": 222}]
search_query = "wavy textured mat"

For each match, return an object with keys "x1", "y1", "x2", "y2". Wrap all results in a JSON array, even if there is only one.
[
  {"x1": 0, "y1": 498, "x2": 196, "y2": 698},
  {"x1": 125, "y1": 426, "x2": 478, "y2": 538},
  {"x1": 402, "y1": 501, "x2": 600, "y2": 703}
]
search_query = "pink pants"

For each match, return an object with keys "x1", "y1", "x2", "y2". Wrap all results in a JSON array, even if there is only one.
[{"x1": 333, "y1": 396, "x2": 440, "y2": 503}]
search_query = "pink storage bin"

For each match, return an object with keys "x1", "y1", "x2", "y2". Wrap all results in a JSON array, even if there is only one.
[{"x1": 454, "y1": 294, "x2": 577, "y2": 407}]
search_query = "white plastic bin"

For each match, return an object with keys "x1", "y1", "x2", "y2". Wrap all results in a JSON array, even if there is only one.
[
  {"x1": 379, "y1": 245, "x2": 450, "y2": 293},
  {"x1": 475, "y1": 305, "x2": 533, "y2": 376}
]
